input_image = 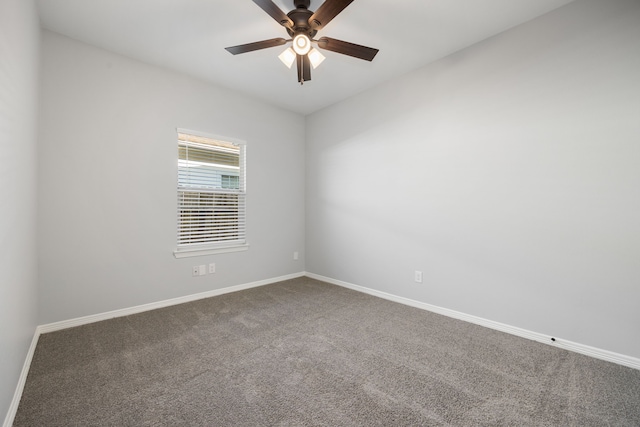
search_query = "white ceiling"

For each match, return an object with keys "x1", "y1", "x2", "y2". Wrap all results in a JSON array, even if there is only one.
[{"x1": 37, "y1": 0, "x2": 575, "y2": 115}]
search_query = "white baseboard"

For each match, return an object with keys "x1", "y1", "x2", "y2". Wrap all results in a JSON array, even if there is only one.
[
  {"x1": 305, "y1": 272, "x2": 640, "y2": 371},
  {"x1": 3, "y1": 271, "x2": 305, "y2": 427},
  {"x1": 2, "y1": 332, "x2": 40, "y2": 427}
]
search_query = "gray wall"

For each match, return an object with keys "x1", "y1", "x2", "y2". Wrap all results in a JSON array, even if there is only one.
[
  {"x1": 38, "y1": 32, "x2": 306, "y2": 324},
  {"x1": 0, "y1": 0, "x2": 40, "y2": 420},
  {"x1": 306, "y1": 0, "x2": 640, "y2": 359}
]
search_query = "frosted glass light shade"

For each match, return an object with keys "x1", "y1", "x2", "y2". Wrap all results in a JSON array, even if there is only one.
[
  {"x1": 278, "y1": 47, "x2": 296, "y2": 68},
  {"x1": 308, "y1": 48, "x2": 326, "y2": 69}
]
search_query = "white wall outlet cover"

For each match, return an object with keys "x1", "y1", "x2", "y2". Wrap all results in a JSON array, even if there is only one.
[
  {"x1": 209, "y1": 263, "x2": 216, "y2": 274},
  {"x1": 192, "y1": 266, "x2": 199, "y2": 277},
  {"x1": 293, "y1": 251, "x2": 299, "y2": 260},
  {"x1": 414, "y1": 271, "x2": 423, "y2": 283},
  {"x1": 198, "y1": 265, "x2": 206, "y2": 276}
]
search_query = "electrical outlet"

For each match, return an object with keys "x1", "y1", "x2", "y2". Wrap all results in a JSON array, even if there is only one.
[
  {"x1": 198, "y1": 265, "x2": 206, "y2": 276},
  {"x1": 209, "y1": 263, "x2": 216, "y2": 274},
  {"x1": 414, "y1": 271, "x2": 423, "y2": 283},
  {"x1": 293, "y1": 251, "x2": 299, "y2": 260},
  {"x1": 192, "y1": 266, "x2": 199, "y2": 277}
]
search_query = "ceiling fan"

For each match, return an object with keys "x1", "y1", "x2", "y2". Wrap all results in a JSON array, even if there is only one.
[{"x1": 225, "y1": 0, "x2": 379, "y2": 84}]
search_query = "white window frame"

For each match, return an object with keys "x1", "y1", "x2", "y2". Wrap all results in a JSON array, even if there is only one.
[{"x1": 173, "y1": 128, "x2": 248, "y2": 258}]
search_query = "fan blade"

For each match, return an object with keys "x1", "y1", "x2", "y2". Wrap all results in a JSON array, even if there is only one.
[
  {"x1": 309, "y1": 0, "x2": 354, "y2": 30},
  {"x1": 252, "y1": 0, "x2": 293, "y2": 28},
  {"x1": 296, "y1": 54, "x2": 311, "y2": 83},
  {"x1": 225, "y1": 38, "x2": 287, "y2": 55},
  {"x1": 317, "y1": 37, "x2": 379, "y2": 61}
]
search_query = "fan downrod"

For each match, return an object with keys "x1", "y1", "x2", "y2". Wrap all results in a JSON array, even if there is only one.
[{"x1": 293, "y1": 0, "x2": 310, "y2": 8}]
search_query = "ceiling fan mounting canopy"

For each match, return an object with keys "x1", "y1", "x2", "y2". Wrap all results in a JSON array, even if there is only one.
[{"x1": 225, "y1": 0, "x2": 379, "y2": 84}]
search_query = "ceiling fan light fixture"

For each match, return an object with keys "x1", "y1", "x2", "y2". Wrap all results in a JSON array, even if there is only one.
[
  {"x1": 308, "y1": 47, "x2": 325, "y2": 69},
  {"x1": 225, "y1": 0, "x2": 380, "y2": 84},
  {"x1": 278, "y1": 47, "x2": 296, "y2": 68},
  {"x1": 292, "y1": 34, "x2": 311, "y2": 55}
]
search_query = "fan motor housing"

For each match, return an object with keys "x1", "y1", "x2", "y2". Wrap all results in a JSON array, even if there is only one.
[{"x1": 287, "y1": 3, "x2": 317, "y2": 39}]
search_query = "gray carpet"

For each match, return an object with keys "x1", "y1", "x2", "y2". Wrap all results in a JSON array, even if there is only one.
[{"x1": 14, "y1": 277, "x2": 640, "y2": 426}]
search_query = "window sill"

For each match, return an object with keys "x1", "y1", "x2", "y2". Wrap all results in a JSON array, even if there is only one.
[{"x1": 173, "y1": 244, "x2": 249, "y2": 258}]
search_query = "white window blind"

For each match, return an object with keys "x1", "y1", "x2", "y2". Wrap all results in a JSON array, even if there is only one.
[{"x1": 176, "y1": 131, "x2": 246, "y2": 251}]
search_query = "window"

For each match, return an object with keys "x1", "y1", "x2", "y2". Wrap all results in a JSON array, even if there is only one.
[{"x1": 174, "y1": 130, "x2": 247, "y2": 257}]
